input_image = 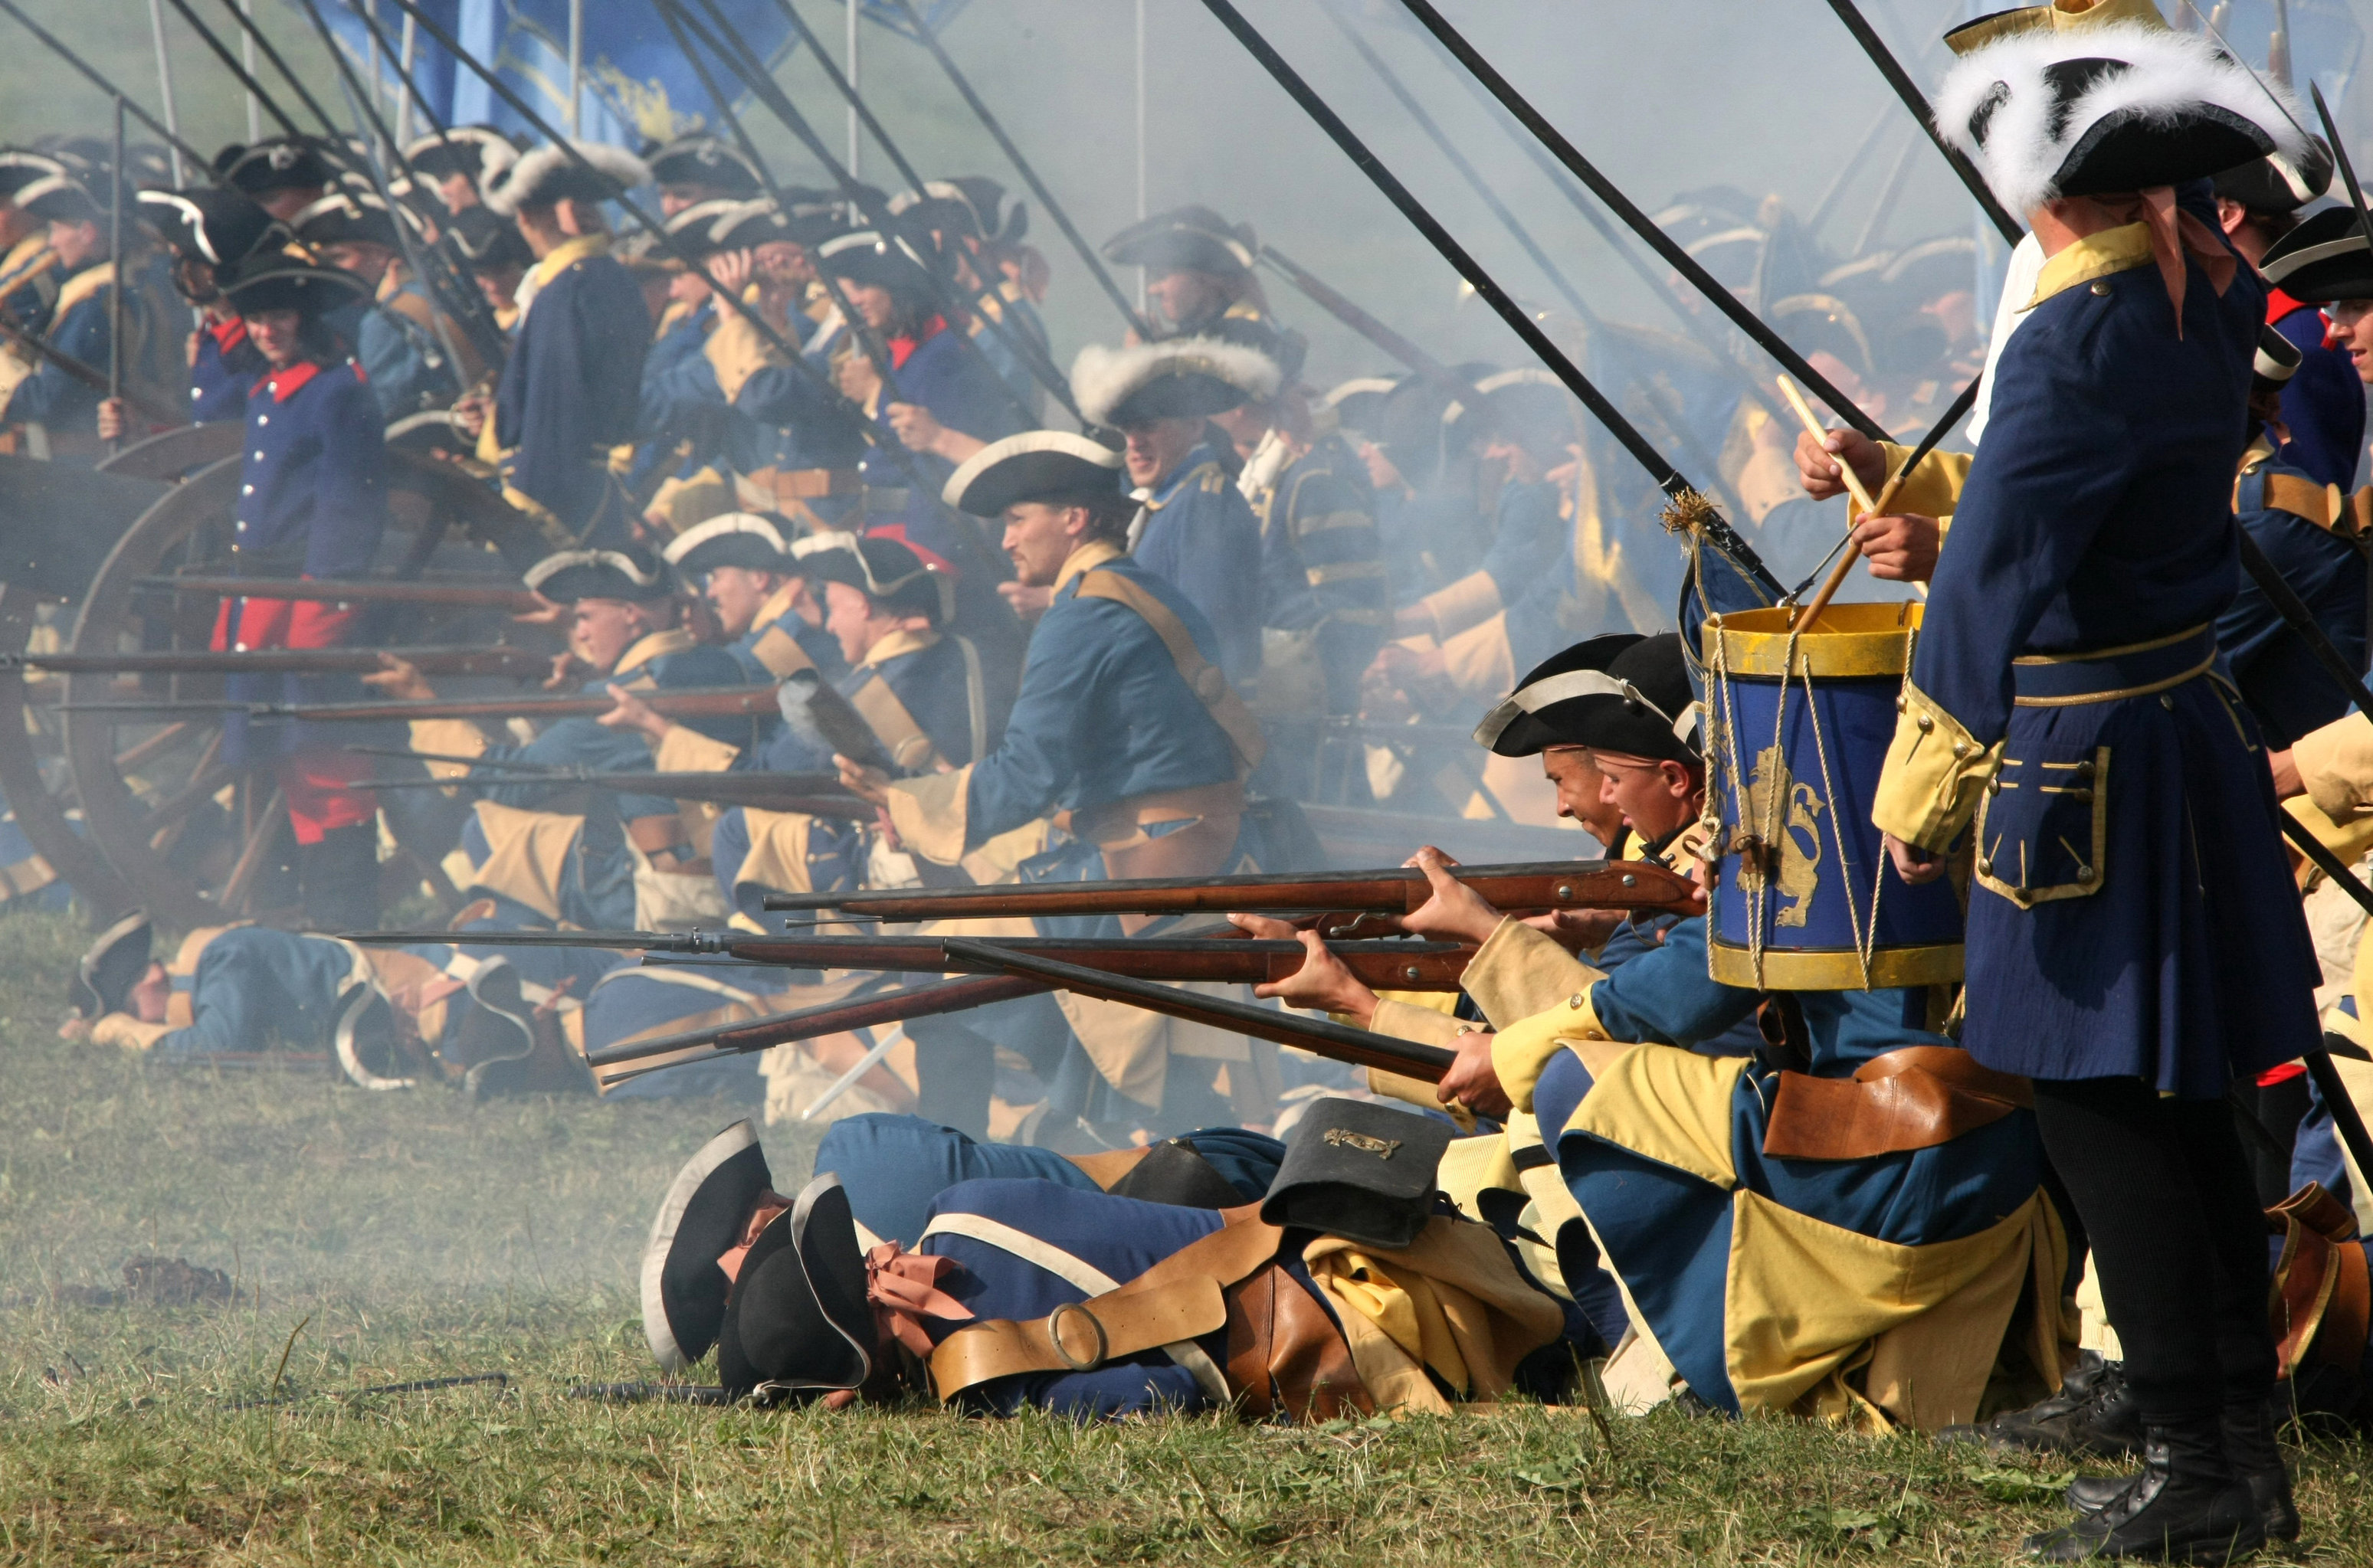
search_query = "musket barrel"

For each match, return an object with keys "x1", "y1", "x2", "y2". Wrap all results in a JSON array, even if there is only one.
[
  {"x1": 8, "y1": 646, "x2": 549, "y2": 677},
  {"x1": 141, "y1": 575, "x2": 544, "y2": 611},
  {"x1": 709, "y1": 935, "x2": 1473, "y2": 990},
  {"x1": 584, "y1": 974, "x2": 1047, "y2": 1070},
  {"x1": 763, "y1": 859, "x2": 1693, "y2": 918}
]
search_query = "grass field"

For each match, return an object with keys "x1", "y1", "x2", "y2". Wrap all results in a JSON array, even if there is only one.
[{"x1": 3, "y1": 908, "x2": 2371, "y2": 1564}]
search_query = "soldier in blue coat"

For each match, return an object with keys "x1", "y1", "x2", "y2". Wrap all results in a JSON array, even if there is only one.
[
  {"x1": 215, "y1": 136, "x2": 336, "y2": 224},
  {"x1": 457, "y1": 141, "x2": 653, "y2": 543},
  {"x1": 1870, "y1": 17, "x2": 2320, "y2": 1559},
  {"x1": 646, "y1": 135, "x2": 762, "y2": 218},
  {"x1": 292, "y1": 189, "x2": 477, "y2": 421},
  {"x1": 1, "y1": 170, "x2": 126, "y2": 448},
  {"x1": 129, "y1": 186, "x2": 282, "y2": 423},
  {"x1": 828, "y1": 434, "x2": 1267, "y2": 1139},
  {"x1": 1072, "y1": 337, "x2": 1278, "y2": 686},
  {"x1": 2214, "y1": 146, "x2": 2364, "y2": 492},
  {"x1": 660, "y1": 512, "x2": 845, "y2": 684},
  {"x1": 1100, "y1": 204, "x2": 1273, "y2": 342},
  {"x1": 0, "y1": 149, "x2": 68, "y2": 336},
  {"x1": 368, "y1": 545, "x2": 752, "y2": 931}
]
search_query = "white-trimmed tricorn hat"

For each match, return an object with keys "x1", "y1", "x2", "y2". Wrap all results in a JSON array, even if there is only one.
[
  {"x1": 643, "y1": 1120, "x2": 776, "y2": 1373},
  {"x1": 942, "y1": 430, "x2": 1125, "y2": 516}
]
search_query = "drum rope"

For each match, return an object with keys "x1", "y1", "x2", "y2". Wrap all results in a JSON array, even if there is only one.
[
  {"x1": 1708, "y1": 614, "x2": 1765, "y2": 985},
  {"x1": 1788, "y1": 631, "x2": 1877, "y2": 990}
]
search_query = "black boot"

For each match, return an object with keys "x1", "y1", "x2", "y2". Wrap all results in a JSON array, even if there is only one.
[
  {"x1": 2026, "y1": 1416, "x2": 2264, "y2": 1563},
  {"x1": 2063, "y1": 1397, "x2": 2296, "y2": 1542},
  {"x1": 1943, "y1": 1356, "x2": 2145, "y2": 1458}
]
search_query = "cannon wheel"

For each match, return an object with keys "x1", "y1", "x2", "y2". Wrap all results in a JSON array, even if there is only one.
[
  {"x1": 61, "y1": 450, "x2": 549, "y2": 929},
  {"x1": 0, "y1": 587, "x2": 139, "y2": 919},
  {"x1": 95, "y1": 421, "x2": 244, "y2": 483}
]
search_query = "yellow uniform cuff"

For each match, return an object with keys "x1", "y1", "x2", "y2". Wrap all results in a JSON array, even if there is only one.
[
  {"x1": 1870, "y1": 676, "x2": 2001, "y2": 853},
  {"x1": 1417, "y1": 570, "x2": 1503, "y2": 643},
  {"x1": 2296, "y1": 710, "x2": 2373, "y2": 824},
  {"x1": 410, "y1": 718, "x2": 490, "y2": 781},
  {"x1": 1461, "y1": 917, "x2": 1605, "y2": 1030},
  {"x1": 1486, "y1": 987, "x2": 1612, "y2": 1113},
  {"x1": 1872, "y1": 442, "x2": 1970, "y2": 522},
  {"x1": 654, "y1": 723, "x2": 741, "y2": 774},
  {"x1": 703, "y1": 308, "x2": 782, "y2": 404},
  {"x1": 884, "y1": 766, "x2": 972, "y2": 866}
]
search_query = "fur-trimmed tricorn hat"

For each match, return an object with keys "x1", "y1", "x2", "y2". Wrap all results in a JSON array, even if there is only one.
[
  {"x1": 1934, "y1": 12, "x2": 2311, "y2": 216},
  {"x1": 220, "y1": 250, "x2": 369, "y2": 319},
  {"x1": 1071, "y1": 336, "x2": 1282, "y2": 427},
  {"x1": 524, "y1": 545, "x2": 674, "y2": 604},
  {"x1": 137, "y1": 186, "x2": 285, "y2": 273},
  {"x1": 664, "y1": 512, "x2": 790, "y2": 576},
  {"x1": 217, "y1": 136, "x2": 339, "y2": 196},
  {"x1": 715, "y1": 1173, "x2": 876, "y2": 1397},
  {"x1": 1472, "y1": 633, "x2": 1647, "y2": 757},
  {"x1": 70, "y1": 908, "x2": 153, "y2": 1020},
  {"x1": 483, "y1": 140, "x2": 650, "y2": 218},
  {"x1": 402, "y1": 125, "x2": 520, "y2": 186},
  {"x1": 1101, "y1": 203, "x2": 1254, "y2": 277},
  {"x1": 942, "y1": 430, "x2": 1126, "y2": 516},
  {"x1": 646, "y1": 135, "x2": 762, "y2": 199},
  {"x1": 2260, "y1": 205, "x2": 2373, "y2": 303},
  {"x1": 644, "y1": 1121, "x2": 775, "y2": 1372},
  {"x1": 800, "y1": 535, "x2": 949, "y2": 624},
  {"x1": 1495, "y1": 632, "x2": 1701, "y2": 766}
]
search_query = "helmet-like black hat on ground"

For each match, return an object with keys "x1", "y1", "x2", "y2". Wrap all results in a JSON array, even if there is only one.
[
  {"x1": 220, "y1": 250, "x2": 369, "y2": 319},
  {"x1": 71, "y1": 908, "x2": 153, "y2": 1020},
  {"x1": 402, "y1": 125, "x2": 520, "y2": 188},
  {"x1": 714, "y1": 1172, "x2": 876, "y2": 1396},
  {"x1": 1071, "y1": 336, "x2": 1282, "y2": 427},
  {"x1": 942, "y1": 430, "x2": 1126, "y2": 516},
  {"x1": 1259, "y1": 1097, "x2": 1456, "y2": 1250},
  {"x1": 1934, "y1": 2, "x2": 2311, "y2": 218},
  {"x1": 1490, "y1": 632, "x2": 1699, "y2": 765},
  {"x1": 645, "y1": 135, "x2": 762, "y2": 201},
  {"x1": 137, "y1": 185, "x2": 285, "y2": 274},
  {"x1": 216, "y1": 136, "x2": 339, "y2": 196},
  {"x1": 1101, "y1": 203, "x2": 1254, "y2": 278},
  {"x1": 1472, "y1": 633, "x2": 1647, "y2": 756},
  {"x1": 643, "y1": 1120, "x2": 775, "y2": 1371},
  {"x1": 664, "y1": 512, "x2": 791, "y2": 576},
  {"x1": 800, "y1": 534, "x2": 949, "y2": 624},
  {"x1": 483, "y1": 140, "x2": 651, "y2": 218},
  {"x1": 523, "y1": 545, "x2": 674, "y2": 604},
  {"x1": 2261, "y1": 205, "x2": 2373, "y2": 303}
]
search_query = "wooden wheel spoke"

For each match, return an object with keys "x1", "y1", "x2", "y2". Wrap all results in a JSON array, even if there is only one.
[{"x1": 216, "y1": 784, "x2": 287, "y2": 915}]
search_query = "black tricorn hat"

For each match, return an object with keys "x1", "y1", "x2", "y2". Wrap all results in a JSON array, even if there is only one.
[
  {"x1": 942, "y1": 430, "x2": 1125, "y2": 516},
  {"x1": 715, "y1": 1173, "x2": 876, "y2": 1397},
  {"x1": 646, "y1": 134, "x2": 762, "y2": 198},
  {"x1": 1538, "y1": 631, "x2": 1701, "y2": 765},
  {"x1": 221, "y1": 251, "x2": 369, "y2": 319},
  {"x1": 291, "y1": 189, "x2": 414, "y2": 252},
  {"x1": 2253, "y1": 322, "x2": 2303, "y2": 393},
  {"x1": 136, "y1": 185, "x2": 285, "y2": 273},
  {"x1": 401, "y1": 124, "x2": 520, "y2": 186},
  {"x1": 643, "y1": 1120, "x2": 775, "y2": 1371},
  {"x1": 1260, "y1": 1097, "x2": 1455, "y2": 1251},
  {"x1": 72, "y1": 908, "x2": 153, "y2": 1020},
  {"x1": 1472, "y1": 633, "x2": 1647, "y2": 758},
  {"x1": 2214, "y1": 137, "x2": 2333, "y2": 216},
  {"x1": 444, "y1": 205, "x2": 533, "y2": 273},
  {"x1": 11, "y1": 172, "x2": 103, "y2": 226},
  {"x1": 800, "y1": 534, "x2": 949, "y2": 624},
  {"x1": 815, "y1": 227, "x2": 935, "y2": 300},
  {"x1": 2262, "y1": 205, "x2": 2373, "y2": 304},
  {"x1": 0, "y1": 149, "x2": 66, "y2": 201},
  {"x1": 656, "y1": 195, "x2": 743, "y2": 264},
  {"x1": 1101, "y1": 203, "x2": 1254, "y2": 278},
  {"x1": 523, "y1": 545, "x2": 675, "y2": 604},
  {"x1": 218, "y1": 136, "x2": 339, "y2": 195},
  {"x1": 663, "y1": 512, "x2": 790, "y2": 575}
]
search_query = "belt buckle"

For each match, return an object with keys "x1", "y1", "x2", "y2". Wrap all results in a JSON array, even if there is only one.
[{"x1": 1045, "y1": 1300, "x2": 1109, "y2": 1371}]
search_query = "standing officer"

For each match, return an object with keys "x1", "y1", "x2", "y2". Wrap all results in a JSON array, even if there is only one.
[
  {"x1": 457, "y1": 141, "x2": 652, "y2": 545},
  {"x1": 1873, "y1": 14, "x2": 2318, "y2": 1560},
  {"x1": 208, "y1": 250, "x2": 388, "y2": 930},
  {"x1": 1100, "y1": 204, "x2": 1275, "y2": 341}
]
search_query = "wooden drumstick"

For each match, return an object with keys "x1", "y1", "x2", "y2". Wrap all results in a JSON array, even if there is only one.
[{"x1": 1777, "y1": 375, "x2": 1897, "y2": 630}]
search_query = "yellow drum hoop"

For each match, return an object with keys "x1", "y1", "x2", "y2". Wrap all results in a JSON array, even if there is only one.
[
  {"x1": 1706, "y1": 938, "x2": 1964, "y2": 990},
  {"x1": 1702, "y1": 601, "x2": 1925, "y2": 679}
]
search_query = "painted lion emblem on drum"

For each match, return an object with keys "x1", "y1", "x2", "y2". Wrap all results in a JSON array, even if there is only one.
[{"x1": 1740, "y1": 744, "x2": 1824, "y2": 929}]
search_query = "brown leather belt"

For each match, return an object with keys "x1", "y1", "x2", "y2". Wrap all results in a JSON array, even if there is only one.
[
  {"x1": 2245, "y1": 470, "x2": 2373, "y2": 541},
  {"x1": 1761, "y1": 1046, "x2": 2032, "y2": 1161},
  {"x1": 746, "y1": 466, "x2": 862, "y2": 502}
]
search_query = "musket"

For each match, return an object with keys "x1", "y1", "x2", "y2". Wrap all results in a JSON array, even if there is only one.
[
  {"x1": 1815, "y1": 0, "x2": 2024, "y2": 244},
  {"x1": 1189, "y1": 0, "x2": 1787, "y2": 598},
  {"x1": 0, "y1": 0, "x2": 220, "y2": 178},
  {"x1": 352, "y1": 927, "x2": 1476, "y2": 990},
  {"x1": 716, "y1": 0, "x2": 1083, "y2": 424},
  {"x1": 0, "y1": 315, "x2": 181, "y2": 427},
  {"x1": 1389, "y1": 0, "x2": 1891, "y2": 442},
  {"x1": 64, "y1": 684, "x2": 780, "y2": 725},
  {"x1": 1256, "y1": 243, "x2": 1470, "y2": 406},
  {"x1": 139, "y1": 575, "x2": 544, "y2": 611},
  {"x1": 588, "y1": 974, "x2": 1049, "y2": 1079},
  {"x1": 5, "y1": 645, "x2": 550, "y2": 678},
  {"x1": 880, "y1": 0, "x2": 1155, "y2": 341},
  {"x1": 372, "y1": 0, "x2": 928, "y2": 491},
  {"x1": 763, "y1": 857, "x2": 1696, "y2": 919},
  {"x1": 355, "y1": 769, "x2": 869, "y2": 817}
]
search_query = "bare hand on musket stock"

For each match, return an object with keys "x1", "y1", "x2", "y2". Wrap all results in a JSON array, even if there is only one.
[
  {"x1": 363, "y1": 653, "x2": 434, "y2": 702},
  {"x1": 598, "y1": 684, "x2": 668, "y2": 743},
  {"x1": 1228, "y1": 913, "x2": 1378, "y2": 1026},
  {"x1": 1398, "y1": 846, "x2": 1503, "y2": 946},
  {"x1": 1435, "y1": 1029, "x2": 1511, "y2": 1121},
  {"x1": 834, "y1": 755, "x2": 893, "y2": 808}
]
